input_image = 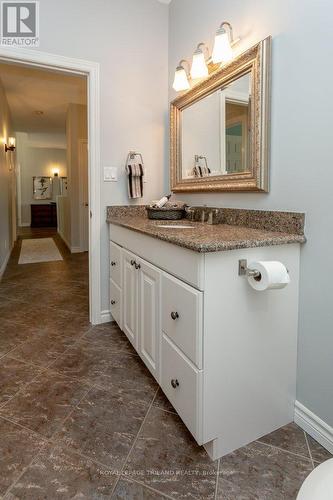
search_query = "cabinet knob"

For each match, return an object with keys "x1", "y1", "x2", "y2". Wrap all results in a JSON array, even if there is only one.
[
  {"x1": 111, "y1": 300, "x2": 116, "y2": 305},
  {"x1": 130, "y1": 259, "x2": 136, "y2": 266},
  {"x1": 171, "y1": 311, "x2": 179, "y2": 320},
  {"x1": 111, "y1": 261, "x2": 116, "y2": 266},
  {"x1": 171, "y1": 379, "x2": 179, "y2": 389},
  {"x1": 135, "y1": 263, "x2": 141, "y2": 270}
]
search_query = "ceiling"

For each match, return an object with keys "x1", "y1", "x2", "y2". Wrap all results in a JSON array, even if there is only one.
[{"x1": 0, "y1": 62, "x2": 87, "y2": 134}]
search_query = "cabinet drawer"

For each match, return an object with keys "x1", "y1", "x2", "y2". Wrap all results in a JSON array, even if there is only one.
[
  {"x1": 110, "y1": 278, "x2": 122, "y2": 329},
  {"x1": 110, "y1": 242, "x2": 122, "y2": 287},
  {"x1": 162, "y1": 273, "x2": 203, "y2": 368},
  {"x1": 161, "y1": 335, "x2": 202, "y2": 444}
]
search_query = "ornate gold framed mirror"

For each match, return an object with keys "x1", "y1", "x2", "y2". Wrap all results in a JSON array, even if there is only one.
[{"x1": 170, "y1": 36, "x2": 271, "y2": 192}]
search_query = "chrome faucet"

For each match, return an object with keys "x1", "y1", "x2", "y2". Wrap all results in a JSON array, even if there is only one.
[
  {"x1": 186, "y1": 206, "x2": 219, "y2": 224},
  {"x1": 207, "y1": 208, "x2": 219, "y2": 225}
]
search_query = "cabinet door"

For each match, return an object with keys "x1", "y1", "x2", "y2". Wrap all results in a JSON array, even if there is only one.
[
  {"x1": 138, "y1": 259, "x2": 161, "y2": 380},
  {"x1": 122, "y1": 249, "x2": 138, "y2": 349},
  {"x1": 110, "y1": 278, "x2": 122, "y2": 329},
  {"x1": 110, "y1": 241, "x2": 122, "y2": 287}
]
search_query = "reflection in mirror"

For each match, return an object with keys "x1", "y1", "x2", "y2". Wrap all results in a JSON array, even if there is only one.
[{"x1": 181, "y1": 72, "x2": 251, "y2": 180}]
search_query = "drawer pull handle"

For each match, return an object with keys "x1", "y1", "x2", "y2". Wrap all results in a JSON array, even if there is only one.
[
  {"x1": 130, "y1": 260, "x2": 136, "y2": 266},
  {"x1": 135, "y1": 263, "x2": 141, "y2": 270},
  {"x1": 111, "y1": 300, "x2": 116, "y2": 305},
  {"x1": 171, "y1": 379, "x2": 179, "y2": 389},
  {"x1": 171, "y1": 311, "x2": 179, "y2": 320},
  {"x1": 111, "y1": 261, "x2": 116, "y2": 266}
]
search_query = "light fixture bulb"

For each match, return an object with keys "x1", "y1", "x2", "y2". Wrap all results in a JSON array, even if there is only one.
[
  {"x1": 190, "y1": 45, "x2": 208, "y2": 79},
  {"x1": 172, "y1": 65, "x2": 190, "y2": 92},
  {"x1": 5, "y1": 136, "x2": 16, "y2": 152},
  {"x1": 212, "y1": 26, "x2": 233, "y2": 64}
]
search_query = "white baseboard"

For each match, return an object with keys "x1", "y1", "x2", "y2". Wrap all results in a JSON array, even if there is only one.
[
  {"x1": 57, "y1": 231, "x2": 82, "y2": 254},
  {"x1": 0, "y1": 250, "x2": 11, "y2": 279},
  {"x1": 295, "y1": 400, "x2": 333, "y2": 454},
  {"x1": 100, "y1": 309, "x2": 112, "y2": 323},
  {"x1": 19, "y1": 222, "x2": 30, "y2": 227}
]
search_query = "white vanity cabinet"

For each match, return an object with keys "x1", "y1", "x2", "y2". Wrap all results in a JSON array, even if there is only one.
[
  {"x1": 119, "y1": 248, "x2": 161, "y2": 379},
  {"x1": 109, "y1": 223, "x2": 301, "y2": 460},
  {"x1": 109, "y1": 242, "x2": 122, "y2": 329}
]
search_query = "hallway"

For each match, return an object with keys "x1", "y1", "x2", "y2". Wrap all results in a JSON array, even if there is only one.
[{"x1": 0, "y1": 234, "x2": 331, "y2": 499}]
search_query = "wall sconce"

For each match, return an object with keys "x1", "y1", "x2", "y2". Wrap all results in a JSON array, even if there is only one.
[
  {"x1": 52, "y1": 167, "x2": 60, "y2": 177},
  {"x1": 5, "y1": 137, "x2": 16, "y2": 152},
  {"x1": 190, "y1": 43, "x2": 209, "y2": 79},
  {"x1": 212, "y1": 21, "x2": 240, "y2": 64},
  {"x1": 172, "y1": 59, "x2": 190, "y2": 91}
]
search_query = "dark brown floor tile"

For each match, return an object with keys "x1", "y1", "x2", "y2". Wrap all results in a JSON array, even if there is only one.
[
  {"x1": 0, "y1": 357, "x2": 43, "y2": 406},
  {"x1": 81, "y1": 322, "x2": 136, "y2": 354},
  {"x1": 113, "y1": 479, "x2": 169, "y2": 499},
  {"x1": 9, "y1": 329, "x2": 81, "y2": 368},
  {"x1": 153, "y1": 388, "x2": 176, "y2": 414},
  {"x1": 0, "y1": 298, "x2": 34, "y2": 323},
  {"x1": 307, "y1": 434, "x2": 333, "y2": 463},
  {"x1": 125, "y1": 407, "x2": 217, "y2": 500},
  {"x1": 0, "y1": 370, "x2": 89, "y2": 438},
  {"x1": 25, "y1": 289, "x2": 90, "y2": 317},
  {"x1": 54, "y1": 386, "x2": 151, "y2": 469},
  {"x1": 216, "y1": 441, "x2": 313, "y2": 500},
  {"x1": 7, "y1": 444, "x2": 115, "y2": 499},
  {"x1": 52, "y1": 344, "x2": 157, "y2": 400},
  {"x1": 0, "y1": 320, "x2": 39, "y2": 357},
  {"x1": 258, "y1": 422, "x2": 310, "y2": 459},
  {"x1": 0, "y1": 417, "x2": 45, "y2": 496},
  {"x1": 21, "y1": 306, "x2": 91, "y2": 333}
]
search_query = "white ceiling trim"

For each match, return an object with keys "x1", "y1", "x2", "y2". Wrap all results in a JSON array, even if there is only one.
[{"x1": 157, "y1": 0, "x2": 172, "y2": 4}]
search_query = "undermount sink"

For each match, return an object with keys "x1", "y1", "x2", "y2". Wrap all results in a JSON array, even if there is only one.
[{"x1": 156, "y1": 224, "x2": 195, "y2": 229}]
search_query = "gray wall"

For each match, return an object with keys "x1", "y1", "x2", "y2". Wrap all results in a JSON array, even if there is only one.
[
  {"x1": 0, "y1": 77, "x2": 13, "y2": 273},
  {"x1": 33, "y1": 0, "x2": 169, "y2": 313},
  {"x1": 66, "y1": 104, "x2": 87, "y2": 249},
  {"x1": 169, "y1": 0, "x2": 333, "y2": 425}
]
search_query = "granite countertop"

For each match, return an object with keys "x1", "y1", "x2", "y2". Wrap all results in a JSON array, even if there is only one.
[{"x1": 107, "y1": 207, "x2": 306, "y2": 253}]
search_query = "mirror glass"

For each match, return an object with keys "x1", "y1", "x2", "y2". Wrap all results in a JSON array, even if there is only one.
[{"x1": 181, "y1": 72, "x2": 251, "y2": 179}]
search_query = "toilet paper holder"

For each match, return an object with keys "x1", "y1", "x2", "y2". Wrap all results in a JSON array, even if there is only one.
[{"x1": 238, "y1": 259, "x2": 261, "y2": 278}]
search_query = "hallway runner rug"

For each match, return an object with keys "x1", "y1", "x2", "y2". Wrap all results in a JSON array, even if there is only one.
[{"x1": 18, "y1": 238, "x2": 63, "y2": 264}]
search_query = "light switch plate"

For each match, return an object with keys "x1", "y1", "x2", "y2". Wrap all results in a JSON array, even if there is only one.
[{"x1": 104, "y1": 167, "x2": 118, "y2": 182}]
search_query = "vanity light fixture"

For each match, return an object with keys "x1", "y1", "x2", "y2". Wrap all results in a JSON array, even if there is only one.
[
  {"x1": 172, "y1": 60, "x2": 190, "y2": 91},
  {"x1": 212, "y1": 21, "x2": 240, "y2": 64},
  {"x1": 190, "y1": 43, "x2": 209, "y2": 79},
  {"x1": 5, "y1": 136, "x2": 16, "y2": 152}
]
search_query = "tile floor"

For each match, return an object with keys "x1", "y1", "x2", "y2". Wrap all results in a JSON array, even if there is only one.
[{"x1": 0, "y1": 230, "x2": 331, "y2": 499}]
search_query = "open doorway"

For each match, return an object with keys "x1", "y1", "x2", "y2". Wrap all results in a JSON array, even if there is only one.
[{"x1": 0, "y1": 60, "x2": 92, "y2": 321}]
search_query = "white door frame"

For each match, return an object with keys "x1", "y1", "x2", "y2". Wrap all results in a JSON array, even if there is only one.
[
  {"x1": 78, "y1": 139, "x2": 89, "y2": 253},
  {"x1": 0, "y1": 46, "x2": 101, "y2": 325}
]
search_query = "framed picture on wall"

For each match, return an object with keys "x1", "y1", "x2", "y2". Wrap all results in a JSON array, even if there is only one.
[
  {"x1": 60, "y1": 177, "x2": 68, "y2": 195},
  {"x1": 33, "y1": 176, "x2": 52, "y2": 200}
]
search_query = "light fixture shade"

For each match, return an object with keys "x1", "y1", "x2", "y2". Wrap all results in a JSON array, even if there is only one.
[
  {"x1": 190, "y1": 48, "x2": 208, "y2": 79},
  {"x1": 212, "y1": 27, "x2": 233, "y2": 64},
  {"x1": 8, "y1": 137, "x2": 15, "y2": 148},
  {"x1": 172, "y1": 66, "x2": 190, "y2": 91}
]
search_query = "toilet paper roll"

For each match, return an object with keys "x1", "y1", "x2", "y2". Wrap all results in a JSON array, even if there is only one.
[{"x1": 247, "y1": 261, "x2": 290, "y2": 291}]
